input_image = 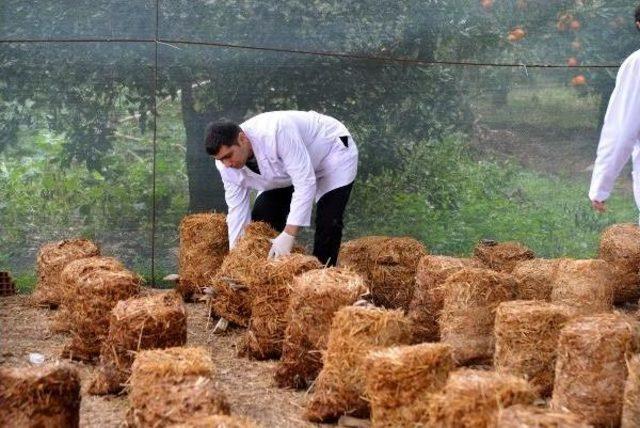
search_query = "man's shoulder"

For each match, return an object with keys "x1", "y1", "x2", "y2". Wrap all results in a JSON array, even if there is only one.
[{"x1": 621, "y1": 49, "x2": 640, "y2": 69}]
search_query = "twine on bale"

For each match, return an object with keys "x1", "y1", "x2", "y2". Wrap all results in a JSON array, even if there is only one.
[
  {"x1": 274, "y1": 267, "x2": 367, "y2": 389},
  {"x1": 178, "y1": 213, "x2": 228, "y2": 301},
  {"x1": 304, "y1": 306, "x2": 413, "y2": 423},
  {"x1": 550, "y1": 258, "x2": 615, "y2": 315},
  {"x1": 512, "y1": 258, "x2": 561, "y2": 301},
  {"x1": 339, "y1": 236, "x2": 427, "y2": 310},
  {"x1": 622, "y1": 354, "x2": 640, "y2": 428},
  {"x1": 473, "y1": 240, "x2": 535, "y2": 273},
  {"x1": 237, "y1": 254, "x2": 322, "y2": 360},
  {"x1": 551, "y1": 313, "x2": 640, "y2": 427},
  {"x1": 0, "y1": 364, "x2": 81, "y2": 428},
  {"x1": 497, "y1": 405, "x2": 590, "y2": 428},
  {"x1": 599, "y1": 223, "x2": 640, "y2": 304}
]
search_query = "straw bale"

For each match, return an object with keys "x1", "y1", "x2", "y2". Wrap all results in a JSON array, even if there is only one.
[
  {"x1": 274, "y1": 267, "x2": 367, "y2": 389},
  {"x1": 550, "y1": 259, "x2": 615, "y2": 315},
  {"x1": 551, "y1": 313, "x2": 640, "y2": 427},
  {"x1": 364, "y1": 343, "x2": 453, "y2": 427},
  {"x1": 474, "y1": 240, "x2": 535, "y2": 273},
  {"x1": 497, "y1": 405, "x2": 590, "y2": 428},
  {"x1": 339, "y1": 236, "x2": 427, "y2": 310},
  {"x1": 439, "y1": 267, "x2": 516, "y2": 364},
  {"x1": 0, "y1": 364, "x2": 81, "y2": 428},
  {"x1": 32, "y1": 238, "x2": 100, "y2": 307},
  {"x1": 408, "y1": 255, "x2": 482, "y2": 343},
  {"x1": 512, "y1": 258, "x2": 562, "y2": 301},
  {"x1": 128, "y1": 347, "x2": 230, "y2": 427},
  {"x1": 237, "y1": 254, "x2": 322, "y2": 360},
  {"x1": 622, "y1": 354, "x2": 640, "y2": 428},
  {"x1": 62, "y1": 256, "x2": 141, "y2": 362},
  {"x1": 178, "y1": 213, "x2": 229, "y2": 301},
  {"x1": 427, "y1": 369, "x2": 537, "y2": 428},
  {"x1": 88, "y1": 291, "x2": 187, "y2": 395},
  {"x1": 599, "y1": 223, "x2": 640, "y2": 304},
  {"x1": 171, "y1": 415, "x2": 259, "y2": 428},
  {"x1": 305, "y1": 306, "x2": 413, "y2": 422},
  {"x1": 494, "y1": 300, "x2": 575, "y2": 396}
]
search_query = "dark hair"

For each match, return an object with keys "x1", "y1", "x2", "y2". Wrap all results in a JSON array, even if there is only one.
[
  {"x1": 636, "y1": 4, "x2": 640, "y2": 23},
  {"x1": 204, "y1": 121, "x2": 241, "y2": 156}
]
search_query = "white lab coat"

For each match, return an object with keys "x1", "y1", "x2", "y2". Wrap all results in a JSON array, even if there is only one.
[
  {"x1": 216, "y1": 110, "x2": 359, "y2": 248},
  {"x1": 589, "y1": 49, "x2": 640, "y2": 214}
]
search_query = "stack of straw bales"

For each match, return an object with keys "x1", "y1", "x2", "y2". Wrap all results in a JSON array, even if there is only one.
[
  {"x1": 274, "y1": 267, "x2": 367, "y2": 389},
  {"x1": 305, "y1": 306, "x2": 413, "y2": 422},
  {"x1": 89, "y1": 291, "x2": 187, "y2": 395},
  {"x1": 497, "y1": 405, "x2": 589, "y2": 427},
  {"x1": 622, "y1": 354, "x2": 640, "y2": 428},
  {"x1": 511, "y1": 258, "x2": 561, "y2": 301},
  {"x1": 364, "y1": 343, "x2": 453, "y2": 427},
  {"x1": 0, "y1": 364, "x2": 81, "y2": 428},
  {"x1": 32, "y1": 238, "x2": 100, "y2": 307},
  {"x1": 494, "y1": 300, "x2": 575, "y2": 396},
  {"x1": 599, "y1": 223, "x2": 640, "y2": 304},
  {"x1": 127, "y1": 347, "x2": 229, "y2": 427},
  {"x1": 550, "y1": 259, "x2": 615, "y2": 315},
  {"x1": 62, "y1": 256, "x2": 141, "y2": 361},
  {"x1": 552, "y1": 313, "x2": 640, "y2": 427},
  {"x1": 237, "y1": 254, "x2": 322, "y2": 360},
  {"x1": 339, "y1": 236, "x2": 427, "y2": 310},
  {"x1": 178, "y1": 213, "x2": 228, "y2": 301},
  {"x1": 407, "y1": 255, "x2": 482, "y2": 342},
  {"x1": 439, "y1": 267, "x2": 516, "y2": 364},
  {"x1": 473, "y1": 240, "x2": 535, "y2": 273},
  {"x1": 172, "y1": 415, "x2": 259, "y2": 428},
  {"x1": 427, "y1": 369, "x2": 536, "y2": 427}
]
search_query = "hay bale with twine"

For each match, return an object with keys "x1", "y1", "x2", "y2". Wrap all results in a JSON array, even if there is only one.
[
  {"x1": 364, "y1": 343, "x2": 453, "y2": 427},
  {"x1": 127, "y1": 347, "x2": 230, "y2": 427},
  {"x1": 62, "y1": 256, "x2": 141, "y2": 361},
  {"x1": 274, "y1": 267, "x2": 367, "y2": 389},
  {"x1": 0, "y1": 364, "x2": 81, "y2": 428},
  {"x1": 171, "y1": 415, "x2": 259, "y2": 428},
  {"x1": 550, "y1": 259, "x2": 615, "y2": 315},
  {"x1": 237, "y1": 254, "x2": 322, "y2": 360},
  {"x1": 512, "y1": 258, "x2": 561, "y2": 301},
  {"x1": 473, "y1": 240, "x2": 535, "y2": 273},
  {"x1": 88, "y1": 291, "x2": 187, "y2": 395},
  {"x1": 497, "y1": 405, "x2": 590, "y2": 428},
  {"x1": 339, "y1": 236, "x2": 427, "y2": 310},
  {"x1": 494, "y1": 300, "x2": 575, "y2": 396},
  {"x1": 551, "y1": 313, "x2": 640, "y2": 427},
  {"x1": 439, "y1": 267, "x2": 516, "y2": 364},
  {"x1": 622, "y1": 354, "x2": 640, "y2": 428},
  {"x1": 599, "y1": 223, "x2": 640, "y2": 304},
  {"x1": 408, "y1": 255, "x2": 482, "y2": 343},
  {"x1": 178, "y1": 213, "x2": 228, "y2": 301},
  {"x1": 427, "y1": 369, "x2": 537, "y2": 428},
  {"x1": 32, "y1": 238, "x2": 100, "y2": 308},
  {"x1": 305, "y1": 306, "x2": 413, "y2": 422}
]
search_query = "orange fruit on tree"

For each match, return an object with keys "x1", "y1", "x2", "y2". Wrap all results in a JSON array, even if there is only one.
[
  {"x1": 570, "y1": 20, "x2": 581, "y2": 31},
  {"x1": 567, "y1": 57, "x2": 579, "y2": 67},
  {"x1": 480, "y1": 0, "x2": 493, "y2": 10},
  {"x1": 507, "y1": 27, "x2": 526, "y2": 42},
  {"x1": 571, "y1": 75, "x2": 587, "y2": 86}
]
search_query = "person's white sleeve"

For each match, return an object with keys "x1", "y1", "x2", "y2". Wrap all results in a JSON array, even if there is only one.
[
  {"x1": 222, "y1": 178, "x2": 251, "y2": 249},
  {"x1": 276, "y1": 126, "x2": 316, "y2": 227},
  {"x1": 589, "y1": 55, "x2": 640, "y2": 202}
]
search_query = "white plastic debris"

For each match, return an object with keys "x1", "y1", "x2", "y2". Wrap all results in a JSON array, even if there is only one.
[{"x1": 28, "y1": 353, "x2": 45, "y2": 365}]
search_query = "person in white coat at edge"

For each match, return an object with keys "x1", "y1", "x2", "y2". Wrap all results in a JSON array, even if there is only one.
[{"x1": 589, "y1": 6, "x2": 640, "y2": 219}]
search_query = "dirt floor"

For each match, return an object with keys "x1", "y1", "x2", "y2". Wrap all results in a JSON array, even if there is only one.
[{"x1": 0, "y1": 293, "x2": 325, "y2": 428}]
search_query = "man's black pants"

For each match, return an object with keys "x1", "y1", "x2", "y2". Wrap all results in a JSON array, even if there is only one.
[{"x1": 251, "y1": 183, "x2": 354, "y2": 266}]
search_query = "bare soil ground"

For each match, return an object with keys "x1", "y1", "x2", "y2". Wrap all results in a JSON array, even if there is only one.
[{"x1": 0, "y1": 294, "x2": 323, "y2": 428}]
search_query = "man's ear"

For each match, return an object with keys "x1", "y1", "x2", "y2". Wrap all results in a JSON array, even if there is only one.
[{"x1": 636, "y1": 21, "x2": 640, "y2": 31}]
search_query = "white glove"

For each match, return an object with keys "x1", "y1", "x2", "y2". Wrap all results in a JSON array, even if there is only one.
[{"x1": 268, "y1": 231, "x2": 296, "y2": 259}]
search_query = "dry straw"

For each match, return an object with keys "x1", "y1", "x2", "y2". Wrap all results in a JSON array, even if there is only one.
[
  {"x1": 408, "y1": 255, "x2": 482, "y2": 342},
  {"x1": 274, "y1": 267, "x2": 367, "y2": 389},
  {"x1": 32, "y1": 238, "x2": 100, "y2": 307},
  {"x1": 439, "y1": 267, "x2": 516, "y2": 364},
  {"x1": 427, "y1": 369, "x2": 537, "y2": 428},
  {"x1": 550, "y1": 258, "x2": 615, "y2": 315},
  {"x1": 599, "y1": 223, "x2": 640, "y2": 304},
  {"x1": 237, "y1": 254, "x2": 322, "y2": 360},
  {"x1": 127, "y1": 347, "x2": 229, "y2": 427},
  {"x1": 473, "y1": 240, "x2": 535, "y2": 273},
  {"x1": 497, "y1": 405, "x2": 589, "y2": 428},
  {"x1": 89, "y1": 291, "x2": 187, "y2": 395},
  {"x1": 339, "y1": 236, "x2": 427, "y2": 310},
  {"x1": 364, "y1": 343, "x2": 453, "y2": 427},
  {"x1": 61, "y1": 256, "x2": 141, "y2": 361},
  {"x1": 512, "y1": 258, "x2": 561, "y2": 301},
  {"x1": 622, "y1": 354, "x2": 640, "y2": 428},
  {"x1": 551, "y1": 313, "x2": 640, "y2": 427},
  {"x1": 178, "y1": 213, "x2": 228, "y2": 301},
  {"x1": 0, "y1": 364, "x2": 81, "y2": 428},
  {"x1": 171, "y1": 415, "x2": 259, "y2": 428},
  {"x1": 305, "y1": 306, "x2": 413, "y2": 422},
  {"x1": 494, "y1": 300, "x2": 575, "y2": 396}
]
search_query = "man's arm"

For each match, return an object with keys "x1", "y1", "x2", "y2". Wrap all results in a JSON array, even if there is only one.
[{"x1": 217, "y1": 163, "x2": 251, "y2": 249}]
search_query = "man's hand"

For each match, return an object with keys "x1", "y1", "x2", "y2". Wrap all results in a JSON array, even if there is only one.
[
  {"x1": 591, "y1": 200, "x2": 607, "y2": 213},
  {"x1": 268, "y1": 231, "x2": 296, "y2": 259}
]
